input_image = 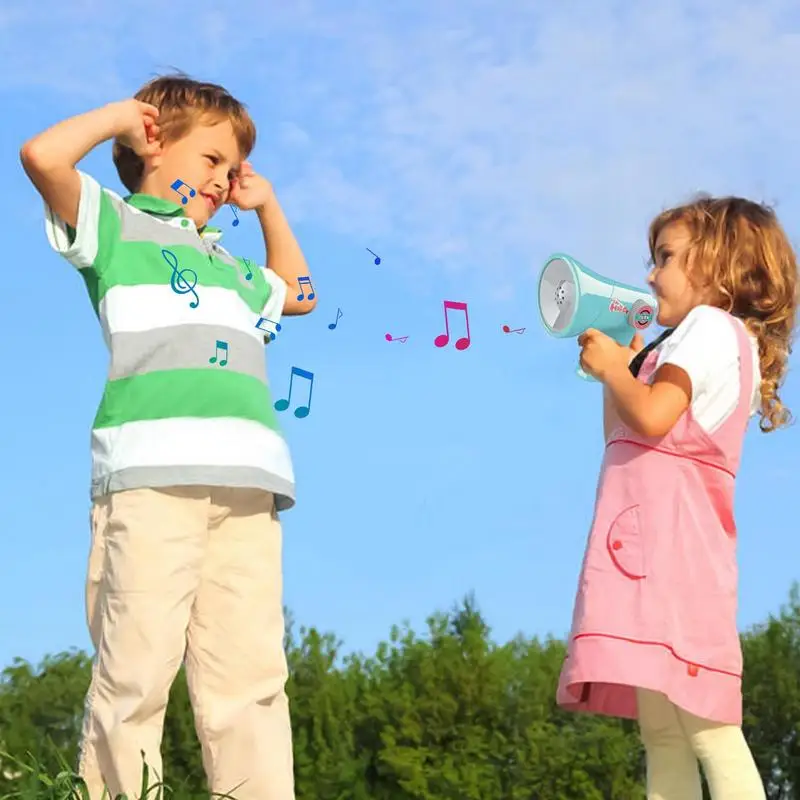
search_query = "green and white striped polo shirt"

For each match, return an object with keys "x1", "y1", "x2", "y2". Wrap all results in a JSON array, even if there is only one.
[{"x1": 44, "y1": 170, "x2": 296, "y2": 511}]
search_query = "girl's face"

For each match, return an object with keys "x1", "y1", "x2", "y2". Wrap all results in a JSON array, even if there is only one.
[{"x1": 647, "y1": 222, "x2": 707, "y2": 327}]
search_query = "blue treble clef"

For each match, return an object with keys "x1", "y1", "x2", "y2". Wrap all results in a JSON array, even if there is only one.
[{"x1": 161, "y1": 248, "x2": 200, "y2": 309}]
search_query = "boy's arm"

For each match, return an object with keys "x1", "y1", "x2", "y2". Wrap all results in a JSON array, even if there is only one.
[
  {"x1": 19, "y1": 103, "x2": 126, "y2": 229},
  {"x1": 256, "y1": 195, "x2": 316, "y2": 316}
]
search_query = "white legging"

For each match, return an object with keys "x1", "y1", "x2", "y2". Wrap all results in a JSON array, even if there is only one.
[{"x1": 637, "y1": 688, "x2": 766, "y2": 800}]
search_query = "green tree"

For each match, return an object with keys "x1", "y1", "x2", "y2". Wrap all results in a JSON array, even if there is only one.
[
  {"x1": 742, "y1": 583, "x2": 800, "y2": 799},
  {"x1": 0, "y1": 588, "x2": 798, "y2": 799}
]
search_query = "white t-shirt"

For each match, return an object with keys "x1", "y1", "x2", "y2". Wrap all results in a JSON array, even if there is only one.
[{"x1": 651, "y1": 305, "x2": 761, "y2": 434}]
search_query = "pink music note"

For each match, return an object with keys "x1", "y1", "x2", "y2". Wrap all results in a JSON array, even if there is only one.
[
  {"x1": 434, "y1": 300, "x2": 471, "y2": 351},
  {"x1": 385, "y1": 333, "x2": 409, "y2": 343},
  {"x1": 170, "y1": 179, "x2": 196, "y2": 205},
  {"x1": 502, "y1": 324, "x2": 526, "y2": 335}
]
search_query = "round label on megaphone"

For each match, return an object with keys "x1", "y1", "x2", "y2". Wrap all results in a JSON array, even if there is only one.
[{"x1": 629, "y1": 299, "x2": 655, "y2": 330}]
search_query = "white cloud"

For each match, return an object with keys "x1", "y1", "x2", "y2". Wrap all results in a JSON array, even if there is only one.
[
  {"x1": 7, "y1": 0, "x2": 800, "y2": 291},
  {"x1": 241, "y1": 0, "x2": 800, "y2": 287}
]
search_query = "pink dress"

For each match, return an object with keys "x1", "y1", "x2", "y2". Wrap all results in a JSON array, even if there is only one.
[{"x1": 557, "y1": 309, "x2": 754, "y2": 725}]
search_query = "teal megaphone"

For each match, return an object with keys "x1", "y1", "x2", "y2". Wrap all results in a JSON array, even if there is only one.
[{"x1": 538, "y1": 253, "x2": 658, "y2": 381}]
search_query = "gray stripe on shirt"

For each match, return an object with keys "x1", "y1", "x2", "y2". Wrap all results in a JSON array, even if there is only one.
[{"x1": 108, "y1": 325, "x2": 267, "y2": 382}]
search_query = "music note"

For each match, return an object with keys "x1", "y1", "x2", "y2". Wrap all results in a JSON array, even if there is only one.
[
  {"x1": 255, "y1": 316, "x2": 282, "y2": 341},
  {"x1": 274, "y1": 366, "x2": 314, "y2": 419},
  {"x1": 328, "y1": 308, "x2": 343, "y2": 330},
  {"x1": 434, "y1": 300, "x2": 471, "y2": 351},
  {"x1": 385, "y1": 334, "x2": 409, "y2": 343},
  {"x1": 502, "y1": 325, "x2": 526, "y2": 335},
  {"x1": 296, "y1": 276, "x2": 315, "y2": 301},
  {"x1": 209, "y1": 340, "x2": 229, "y2": 367},
  {"x1": 366, "y1": 248, "x2": 381, "y2": 265},
  {"x1": 161, "y1": 248, "x2": 200, "y2": 309},
  {"x1": 241, "y1": 257, "x2": 253, "y2": 281},
  {"x1": 231, "y1": 206, "x2": 240, "y2": 227},
  {"x1": 170, "y1": 179, "x2": 196, "y2": 205}
]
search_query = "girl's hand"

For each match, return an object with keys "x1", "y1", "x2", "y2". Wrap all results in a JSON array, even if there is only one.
[
  {"x1": 579, "y1": 329, "x2": 642, "y2": 381},
  {"x1": 228, "y1": 160, "x2": 276, "y2": 212},
  {"x1": 625, "y1": 332, "x2": 646, "y2": 365},
  {"x1": 112, "y1": 99, "x2": 161, "y2": 157}
]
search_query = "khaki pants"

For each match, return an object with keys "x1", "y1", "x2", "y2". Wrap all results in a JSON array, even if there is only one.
[
  {"x1": 77, "y1": 486, "x2": 294, "y2": 800},
  {"x1": 637, "y1": 688, "x2": 765, "y2": 799}
]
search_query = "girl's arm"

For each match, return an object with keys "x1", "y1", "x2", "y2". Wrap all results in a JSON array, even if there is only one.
[
  {"x1": 604, "y1": 364, "x2": 691, "y2": 438},
  {"x1": 603, "y1": 385, "x2": 619, "y2": 441}
]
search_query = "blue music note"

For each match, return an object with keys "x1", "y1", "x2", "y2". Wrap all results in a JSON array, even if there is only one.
[
  {"x1": 231, "y1": 206, "x2": 240, "y2": 226},
  {"x1": 170, "y1": 179, "x2": 196, "y2": 205},
  {"x1": 255, "y1": 316, "x2": 281, "y2": 341},
  {"x1": 161, "y1": 248, "x2": 200, "y2": 308},
  {"x1": 296, "y1": 276, "x2": 315, "y2": 301},
  {"x1": 274, "y1": 366, "x2": 314, "y2": 419}
]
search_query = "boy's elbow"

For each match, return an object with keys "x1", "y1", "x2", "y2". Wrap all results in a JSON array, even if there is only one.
[{"x1": 19, "y1": 141, "x2": 38, "y2": 171}]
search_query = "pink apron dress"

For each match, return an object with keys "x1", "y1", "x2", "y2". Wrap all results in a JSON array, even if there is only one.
[{"x1": 557, "y1": 309, "x2": 754, "y2": 725}]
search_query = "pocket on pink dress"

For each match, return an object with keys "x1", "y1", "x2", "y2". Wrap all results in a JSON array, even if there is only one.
[{"x1": 606, "y1": 504, "x2": 646, "y2": 579}]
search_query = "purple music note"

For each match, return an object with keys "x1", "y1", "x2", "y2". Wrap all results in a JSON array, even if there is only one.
[
  {"x1": 170, "y1": 179, "x2": 196, "y2": 205},
  {"x1": 274, "y1": 366, "x2": 314, "y2": 418},
  {"x1": 434, "y1": 300, "x2": 471, "y2": 351}
]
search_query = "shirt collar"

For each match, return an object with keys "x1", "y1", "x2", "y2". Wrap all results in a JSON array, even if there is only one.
[{"x1": 123, "y1": 192, "x2": 224, "y2": 242}]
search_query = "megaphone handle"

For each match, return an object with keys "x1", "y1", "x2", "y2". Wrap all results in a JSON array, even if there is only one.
[{"x1": 576, "y1": 364, "x2": 598, "y2": 382}]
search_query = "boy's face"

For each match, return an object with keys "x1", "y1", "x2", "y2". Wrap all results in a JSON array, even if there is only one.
[{"x1": 145, "y1": 117, "x2": 242, "y2": 228}]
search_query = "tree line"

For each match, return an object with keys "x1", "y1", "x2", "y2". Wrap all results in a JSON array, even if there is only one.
[{"x1": 1, "y1": 589, "x2": 798, "y2": 799}]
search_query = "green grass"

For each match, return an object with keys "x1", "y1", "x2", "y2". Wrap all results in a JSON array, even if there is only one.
[{"x1": 0, "y1": 750, "x2": 239, "y2": 800}]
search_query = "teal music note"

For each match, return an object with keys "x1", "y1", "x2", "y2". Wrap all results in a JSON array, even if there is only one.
[
  {"x1": 274, "y1": 366, "x2": 314, "y2": 418},
  {"x1": 208, "y1": 339, "x2": 229, "y2": 366},
  {"x1": 241, "y1": 257, "x2": 253, "y2": 280},
  {"x1": 161, "y1": 248, "x2": 199, "y2": 308}
]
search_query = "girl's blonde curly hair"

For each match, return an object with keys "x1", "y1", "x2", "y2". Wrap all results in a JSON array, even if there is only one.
[{"x1": 648, "y1": 195, "x2": 798, "y2": 433}]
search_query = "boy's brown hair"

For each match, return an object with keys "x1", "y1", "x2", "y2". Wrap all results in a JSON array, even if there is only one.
[
  {"x1": 649, "y1": 195, "x2": 799, "y2": 433},
  {"x1": 112, "y1": 72, "x2": 257, "y2": 193}
]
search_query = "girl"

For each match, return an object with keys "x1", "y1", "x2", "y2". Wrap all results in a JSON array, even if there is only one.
[{"x1": 557, "y1": 195, "x2": 798, "y2": 800}]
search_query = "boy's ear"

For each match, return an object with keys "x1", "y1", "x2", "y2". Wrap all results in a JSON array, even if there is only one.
[{"x1": 143, "y1": 141, "x2": 165, "y2": 169}]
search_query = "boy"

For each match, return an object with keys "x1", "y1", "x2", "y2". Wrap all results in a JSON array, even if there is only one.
[{"x1": 19, "y1": 74, "x2": 314, "y2": 800}]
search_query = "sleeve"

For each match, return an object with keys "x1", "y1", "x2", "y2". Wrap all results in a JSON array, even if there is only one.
[
  {"x1": 44, "y1": 170, "x2": 116, "y2": 273},
  {"x1": 260, "y1": 267, "x2": 288, "y2": 323},
  {"x1": 654, "y1": 305, "x2": 737, "y2": 397}
]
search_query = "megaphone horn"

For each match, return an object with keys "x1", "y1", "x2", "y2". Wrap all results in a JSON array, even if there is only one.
[{"x1": 538, "y1": 253, "x2": 658, "y2": 380}]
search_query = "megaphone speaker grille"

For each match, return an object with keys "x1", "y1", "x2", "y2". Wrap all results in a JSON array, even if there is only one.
[{"x1": 539, "y1": 257, "x2": 576, "y2": 333}]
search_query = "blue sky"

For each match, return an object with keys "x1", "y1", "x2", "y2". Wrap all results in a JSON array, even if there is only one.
[{"x1": 1, "y1": 0, "x2": 799, "y2": 672}]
